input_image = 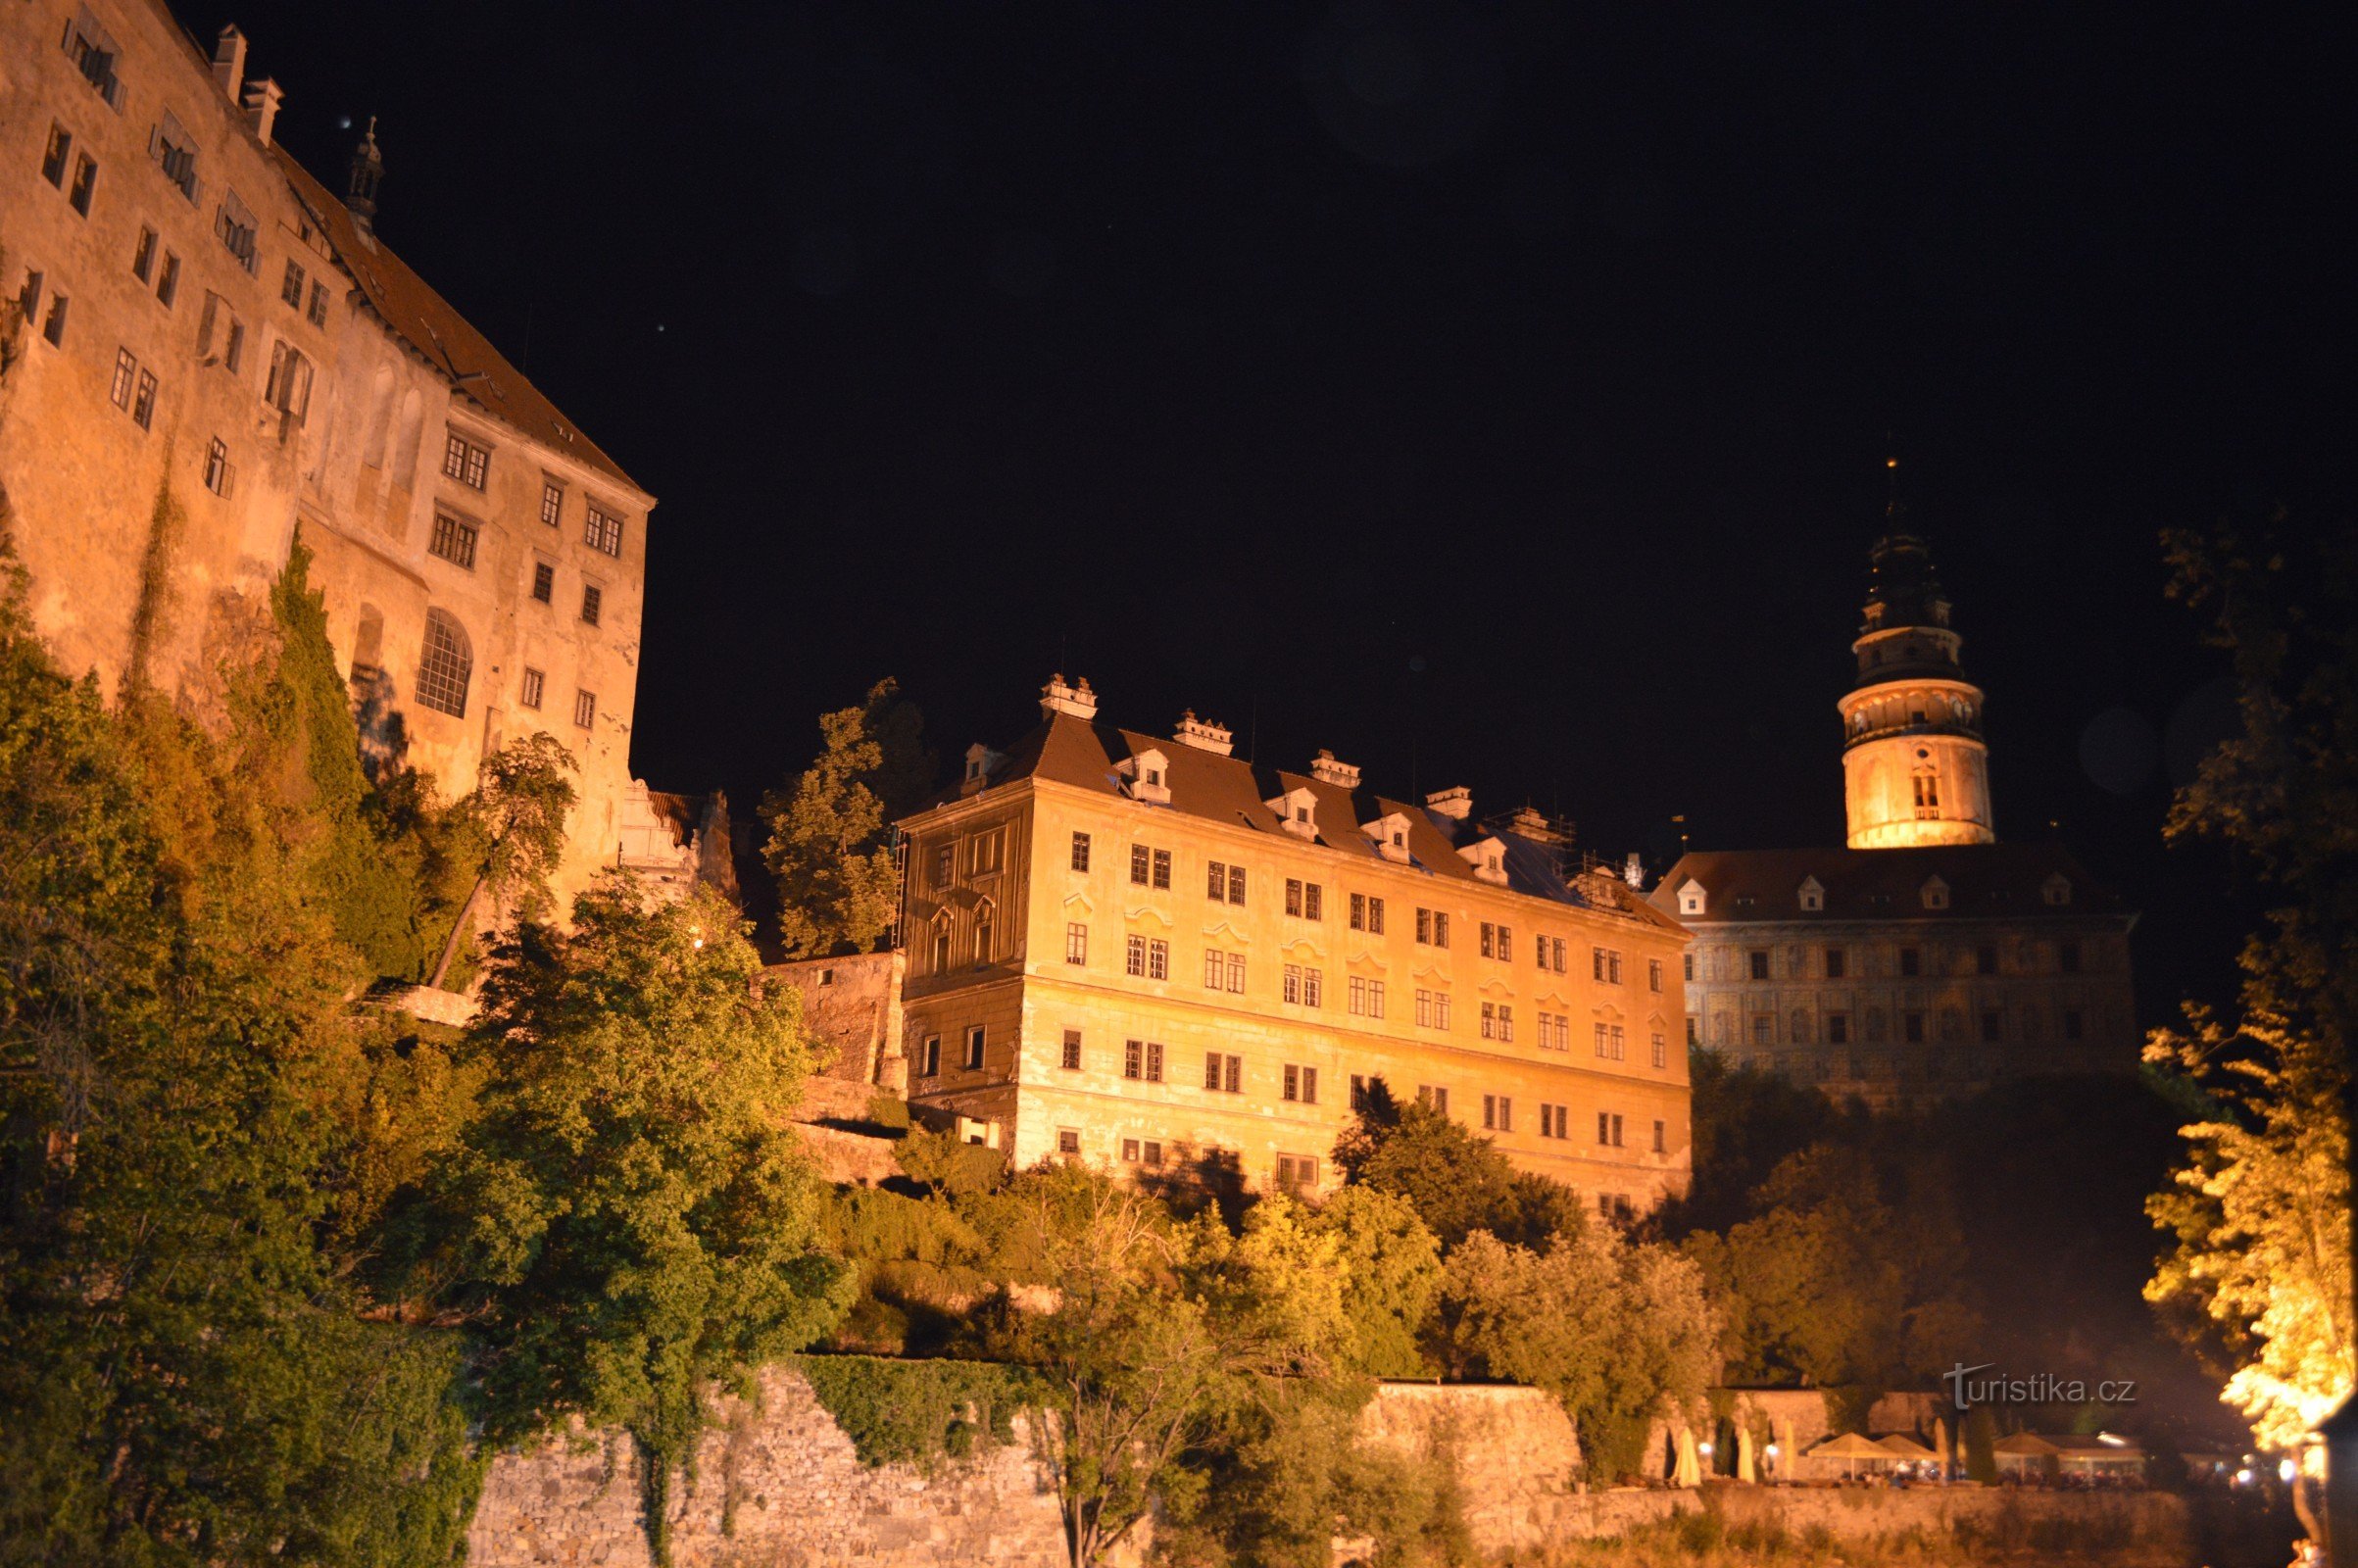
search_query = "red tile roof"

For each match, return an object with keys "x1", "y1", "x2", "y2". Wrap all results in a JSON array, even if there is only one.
[
  {"x1": 274, "y1": 151, "x2": 645, "y2": 495},
  {"x1": 1648, "y1": 843, "x2": 2131, "y2": 925}
]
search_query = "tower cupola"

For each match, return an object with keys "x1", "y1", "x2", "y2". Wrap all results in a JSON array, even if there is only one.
[{"x1": 1835, "y1": 469, "x2": 1994, "y2": 848}]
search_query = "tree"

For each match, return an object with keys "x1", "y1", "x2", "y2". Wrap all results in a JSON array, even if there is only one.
[
  {"x1": 1305, "y1": 1186, "x2": 1444, "y2": 1378},
  {"x1": 427, "y1": 733, "x2": 576, "y2": 989},
  {"x1": 761, "y1": 679, "x2": 932, "y2": 958},
  {"x1": 1331, "y1": 1084, "x2": 1575, "y2": 1250},
  {"x1": 1438, "y1": 1225, "x2": 1717, "y2": 1484},
  {"x1": 409, "y1": 880, "x2": 853, "y2": 1561},
  {"x1": 2144, "y1": 519, "x2": 2358, "y2": 1470},
  {"x1": 982, "y1": 1167, "x2": 1347, "y2": 1568}
]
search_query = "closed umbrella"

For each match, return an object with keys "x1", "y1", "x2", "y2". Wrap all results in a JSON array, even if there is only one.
[
  {"x1": 1738, "y1": 1422, "x2": 1759, "y2": 1484},
  {"x1": 1674, "y1": 1426, "x2": 1703, "y2": 1488},
  {"x1": 1933, "y1": 1416, "x2": 1951, "y2": 1481}
]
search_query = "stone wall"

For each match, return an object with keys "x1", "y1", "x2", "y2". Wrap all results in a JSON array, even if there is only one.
[
  {"x1": 467, "y1": 1364, "x2": 1121, "y2": 1568},
  {"x1": 1706, "y1": 1484, "x2": 2197, "y2": 1559}
]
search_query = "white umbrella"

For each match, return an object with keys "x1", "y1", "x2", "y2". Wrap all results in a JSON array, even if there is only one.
[
  {"x1": 1738, "y1": 1422, "x2": 1759, "y2": 1484},
  {"x1": 1674, "y1": 1426, "x2": 1703, "y2": 1488}
]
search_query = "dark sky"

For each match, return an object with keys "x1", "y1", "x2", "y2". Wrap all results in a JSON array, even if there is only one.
[{"x1": 195, "y1": 2, "x2": 2347, "y2": 1019}]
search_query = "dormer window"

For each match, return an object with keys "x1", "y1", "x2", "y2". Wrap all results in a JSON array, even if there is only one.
[
  {"x1": 1677, "y1": 878, "x2": 1705, "y2": 916},
  {"x1": 1458, "y1": 836, "x2": 1509, "y2": 886},
  {"x1": 1118, "y1": 747, "x2": 1171, "y2": 805},
  {"x1": 961, "y1": 742, "x2": 1005, "y2": 792},
  {"x1": 1921, "y1": 875, "x2": 1950, "y2": 910},
  {"x1": 1797, "y1": 876, "x2": 1824, "y2": 912},
  {"x1": 1362, "y1": 811, "x2": 1412, "y2": 863},
  {"x1": 1266, "y1": 785, "x2": 1317, "y2": 840},
  {"x1": 2042, "y1": 873, "x2": 2073, "y2": 907}
]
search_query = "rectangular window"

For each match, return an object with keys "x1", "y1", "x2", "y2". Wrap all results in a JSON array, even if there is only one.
[
  {"x1": 1648, "y1": 957, "x2": 1664, "y2": 993},
  {"x1": 1416, "y1": 1085, "x2": 1449, "y2": 1116},
  {"x1": 531, "y1": 562, "x2": 554, "y2": 603},
  {"x1": 307, "y1": 280, "x2": 328, "y2": 325},
  {"x1": 1129, "y1": 935, "x2": 1149, "y2": 977},
  {"x1": 964, "y1": 1025, "x2": 985, "y2": 1070},
  {"x1": 1746, "y1": 950, "x2": 1769, "y2": 981},
  {"x1": 1060, "y1": 1029, "x2": 1083, "y2": 1070},
  {"x1": 585, "y1": 503, "x2": 622, "y2": 557},
  {"x1": 442, "y1": 428, "x2": 489, "y2": 489},
  {"x1": 1130, "y1": 844, "x2": 1151, "y2": 885},
  {"x1": 1282, "y1": 1064, "x2": 1318, "y2": 1104},
  {"x1": 70, "y1": 154, "x2": 97, "y2": 216},
  {"x1": 1899, "y1": 946, "x2": 1922, "y2": 978},
  {"x1": 1304, "y1": 883, "x2": 1321, "y2": 920},
  {"x1": 1154, "y1": 849, "x2": 1171, "y2": 889},
  {"x1": 1977, "y1": 944, "x2": 1999, "y2": 976},
  {"x1": 1064, "y1": 922, "x2": 1087, "y2": 965},
  {"x1": 42, "y1": 124, "x2": 72, "y2": 187},
  {"x1": 1653, "y1": 1119, "x2": 1667, "y2": 1153},
  {"x1": 1981, "y1": 1010, "x2": 2003, "y2": 1043},
  {"x1": 1482, "y1": 1093, "x2": 1512, "y2": 1132},
  {"x1": 1825, "y1": 946, "x2": 1846, "y2": 979},
  {"x1": 1827, "y1": 1012, "x2": 1849, "y2": 1045},
  {"x1": 921, "y1": 1036, "x2": 942, "y2": 1077},
  {"x1": 1609, "y1": 1023, "x2": 1625, "y2": 1059},
  {"x1": 540, "y1": 478, "x2": 564, "y2": 526},
  {"x1": 1207, "y1": 860, "x2": 1226, "y2": 900},
  {"x1": 580, "y1": 584, "x2": 602, "y2": 625},
  {"x1": 1415, "y1": 907, "x2": 1449, "y2": 947},
  {"x1": 519, "y1": 667, "x2": 545, "y2": 710},
  {"x1": 1149, "y1": 939, "x2": 1169, "y2": 981},
  {"x1": 1070, "y1": 831, "x2": 1091, "y2": 871},
  {"x1": 1904, "y1": 1010, "x2": 1926, "y2": 1044},
  {"x1": 1686, "y1": 1014, "x2": 1700, "y2": 1047},
  {"x1": 429, "y1": 512, "x2": 478, "y2": 569},
  {"x1": 281, "y1": 258, "x2": 306, "y2": 308},
  {"x1": 1541, "y1": 1103, "x2": 1566, "y2": 1140},
  {"x1": 1481, "y1": 921, "x2": 1514, "y2": 961},
  {"x1": 1275, "y1": 1153, "x2": 1317, "y2": 1193},
  {"x1": 1225, "y1": 953, "x2": 1245, "y2": 993},
  {"x1": 1283, "y1": 964, "x2": 1301, "y2": 1004},
  {"x1": 202, "y1": 436, "x2": 234, "y2": 498},
  {"x1": 222, "y1": 317, "x2": 243, "y2": 370},
  {"x1": 132, "y1": 226, "x2": 157, "y2": 283},
  {"x1": 1597, "y1": 1111, "x2": 1624, "y2": 1147},
  {"x1": 1204, "y1": 1052, "x2": 1243, "y2": 1093},
  {"x1": 2060, "y1": 940, "x2": 2083, "y2": 974},
  {"x1": 572, "y1": 689, "x2": 597, "y2": 729},
  {"x1": 1348, "y1": 975, "x2": 1387, "y2": 1018},
  {"x1": 1651, "y1": 1031, "x2": 1667, "y2": 1068},
  {"x1": 155, "y1": 251, "x2": 179, "y2": 308},
  {"x1": 1286, "y1": 878, "x2": 1303, "y2": 917},
  {"x1": 1122, "y1": 1138, "x2": 1140, "y2": 1164},
  {"x1": 130, "y1": 368, "x2": 156, "y2": 430},
  {"x1": 933, "y1": 845, "x2": 954, "y2": 885},
  {"x1": 1684, "y1": 952, "x2": 1695, "y2": 982},
  {"x1": 1414, "y1": 989, "x2": 1451, "y2": 1031},
  {"x1": 1057, "y1": 1128, "x2": 1081, "y2": 1156},
  {"x1": 1227, "y1": 864, "x2": 1246, "y2": 904},
  {"x1": 1125, "y1": 1039, "x2": 1145, "y2": 1080},
  {"x1": 110, "y1": 347, "x2": 136, "y2": 409},
  {"x1": 1203, "y1": 949, "x2": 1224, "y2": 989}
]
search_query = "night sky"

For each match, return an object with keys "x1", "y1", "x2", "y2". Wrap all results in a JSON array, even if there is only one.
[{"x1": 192, "y1": 2, "x2": 2347, "y2": 1019}]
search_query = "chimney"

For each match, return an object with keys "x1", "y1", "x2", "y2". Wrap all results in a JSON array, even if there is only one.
[
  {"x1": 1039, "y1": 672, "x2": 1098, "y2": 721},
  {"x1": 212, "y1": 25, "x2": 246, "y2": 102},
  {"x1": 1425, "y1": 785, "x2": 1472, "y2": 820},
  {"x1": 345, "y1": 117, "x2": 384, "y2": 232},
  {"x1": 243, "y1": 77, "x2": 283, "y2": 146},
  {"x1": 1308, "y1": 750, "x2": 1360, "y2": 790},
  {"x1": 1172, "y1": 710, "x2": 1233, "y2": 756}
]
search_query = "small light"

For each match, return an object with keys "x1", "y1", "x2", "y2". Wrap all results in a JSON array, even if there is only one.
[
  {"x1": 1697, "y1": 1442, "x2": 1714, "y2": 1457},
  {"x1": 1766, "y1": 1444, "x2": 1781, "y2": 1459},
  {"x1": 2281, "y1": 1458, "x2": 2298, "y2": 1483},
  {"x1": 2235, "y1": 1468, "x2": 2254, "y2": 1486}
]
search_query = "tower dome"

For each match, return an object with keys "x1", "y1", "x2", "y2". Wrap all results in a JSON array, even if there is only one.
[{"x1": 1836, "y1": 483, "x2": 1994, "y2": 848}]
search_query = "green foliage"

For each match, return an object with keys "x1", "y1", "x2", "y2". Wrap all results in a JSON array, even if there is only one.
[
  {"x1": 795, "y1": 1354, "x2": 1035, "y2": 1469},
  {"x1": 426, "y1": 731, "x2": 576, "y2": 989},
  {"x1": 1662, "y1": 1051, "x2": 1843, "y2": 1236},
  {"x1": 761, "y1": 678, "x2": 933, "y2": 958},
  {"x1": 1331, "y1": 1086, "x2": 1576, "y2": 1250},
  {"x1": 403, "y1": 880, "x2": 853, "y2": 1558},
  {"x1": 865, "y1": 1092, "x2": 912, "y2": 1129},
  {"x1": 1304, "y1": 1186, "x2": 1444, "y2": 1377},
  {"x1": 0, "y1": 565, "x2": 481, "y2": 1562},
  {"x1": 1437, "y1": 1227, "x2": 1718, "y2": 1486}
]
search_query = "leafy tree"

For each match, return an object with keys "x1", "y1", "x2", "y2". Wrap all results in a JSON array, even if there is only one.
[
  {"x1": 761, "y1": 678, "x2": 933, "y2": 958},
  {"x1": 981, "y1": 1167, "x2": 1348, "y2": 1568},
  {"x1": 0, "y1": 560, "x2": 480, "y2": 1562},
  {"x1": 406, "y1": 880, "x2": 853, "y2": 1561},
  {"x1": 1661, "y1": 1050, "x2": 1843, "y2": 1237},
  {"x1": 1332, "y1": 1083, "x2": 1575, "y2": 1250},
  {"x1": 2143, "y1": 519, "x2": 2358, "y2": 1464},
  {"x1": 427, "y1": 733, "x2": 577, "y2": 989},
  {"x1": 1306, "y1": 1185, "x2": 1444, "y2": 1377},
  {"x1": 1438, "y1": 1225, "x2": 1717, "y2": 1484}
]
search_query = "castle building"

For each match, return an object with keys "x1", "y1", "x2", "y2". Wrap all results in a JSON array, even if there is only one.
[
  {"x1": 1649, "y1": 512, "x2": 2138, "y2": 1110},
  {"x1": 0, "y1": 2, "x2": 651, "y2": 904},
  {"x1": 898, "y1": 676, "x2": 1694, "y2": 1212}
]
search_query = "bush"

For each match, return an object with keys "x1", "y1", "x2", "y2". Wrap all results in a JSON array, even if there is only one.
[{"x1": 794, "y1": 1354, "x2": 1035, "y2": 1470}]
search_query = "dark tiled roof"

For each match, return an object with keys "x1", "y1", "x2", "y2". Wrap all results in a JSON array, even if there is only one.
[
  {"x1": 919, "y1": 710, "x2": 1683, "y2": 932},
  {"x1": 1648, "y1": 843, "x2": 2131, "y2": 925},
  {"x1": 274, "y1": 152, "x2": 643, "y2": 493}
]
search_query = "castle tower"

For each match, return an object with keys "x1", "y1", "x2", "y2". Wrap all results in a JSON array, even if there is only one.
[{"x1": 1837, "y1": 495, "x2": 1995, "y2": 849}]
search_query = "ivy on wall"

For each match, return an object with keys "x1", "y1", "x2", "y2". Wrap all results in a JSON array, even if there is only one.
[{"x1": 794, "y1": 1354, "x2": 1038, "y2": 1471}]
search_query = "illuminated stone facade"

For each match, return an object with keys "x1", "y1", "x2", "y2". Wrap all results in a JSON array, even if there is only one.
[
  {"x1": 1653, "y1": 527, "x2": 2137, "y2": 1110},
  {"x1": 0, "y1": 2, "x2": 651, "y2": 904},
  {"x1": 899, "y1": 678, "x2": 1694, "y2": 1211}
]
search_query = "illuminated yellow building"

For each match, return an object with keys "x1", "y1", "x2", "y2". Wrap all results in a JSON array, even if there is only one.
[
  {"x1": 898, "y1": 676, "x2": 1694, "y2": 1212},
  {"x1": 1839, "y1": 525, "x2": 1994, "y2": 848}
]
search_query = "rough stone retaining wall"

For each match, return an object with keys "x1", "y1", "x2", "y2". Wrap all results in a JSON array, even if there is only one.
[
  {"x1": 1705, "y1": 1484, "x2": 2197, "y2": 1558},
  {"x1": 467, "y1": 1364, "x2": 1100, "y2": 1568}
]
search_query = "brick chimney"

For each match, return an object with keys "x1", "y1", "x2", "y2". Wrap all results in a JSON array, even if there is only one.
[
  {"x1": 1425, "y1": 786, "x2": 1472, "y2": 820},
  {"x1": 1308, "y1": 751, "x2": 1359, "y2": 789},
  {"x1": 212, "y1": 25, "x2": 246, "y2": 102},
  {"x1": 1172, "y1": 710, "x2": 1233, "y2": 756},
  {"x1": 1039, "y1": 672, "x2": 1097, "y2": 720},
  {"x1": 243, "y1": 78, "x2": 283, "y2": 146}
]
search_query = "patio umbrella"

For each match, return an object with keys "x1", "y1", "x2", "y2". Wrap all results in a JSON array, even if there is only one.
[
  {"x1": 1674, "y1": 1426, "x2": 1703, "y2": 1488},
  {"x1": 1808, "y1": 1432, "x2": 1891, "y2": 1480},
  {"x1": 1738, "y1": 1422, "x2": 1759, "y2": 1484},
  {"x1": 1933, "y1": 1416, "x2": 1951, "y2": 1480},
  {"x1": 1877, "y1": 1433, "x2": 1939, "y2": 1462}
]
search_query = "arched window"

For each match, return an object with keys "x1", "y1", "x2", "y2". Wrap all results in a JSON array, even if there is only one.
[
  {"x1": 972, "y1": 900, "x2": 995, "y2": 963},
  {"x1": 414, "y1": 609, "x2": 471, "y2": 716},
  {"x1": 931, "y1": 911, "x2": 953, "y2": 975}
]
